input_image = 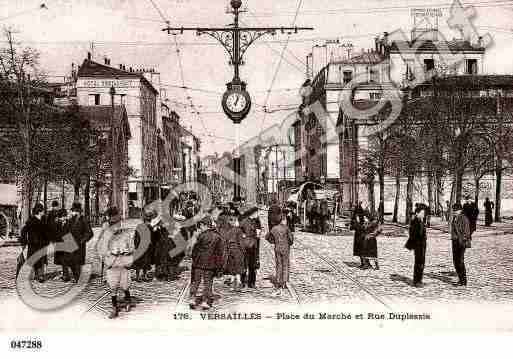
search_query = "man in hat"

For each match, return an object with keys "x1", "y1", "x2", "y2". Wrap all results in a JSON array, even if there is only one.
[
  {"x1": 451, "y1": 203, "x2": 471, "y2": 286},
  {"x1": 133, "y1": 208, "x2": 157, "y2": 282},
  {"x1": 222, "y1": 212, "x2": 245, "y2": 291},
  {"x1": 20, "y1": 203, "x2": 49, "y2": 282},
  {"x1": 189, "y1": 215, "x2": 225, "y2": 310},
  {"x1": 240, "y1": 206, "x2": 262, "y2": 289},
  {"x1": 68, "y1": 202, "x2": 93, "y2": 283},
  {"x1": 97, "y1": 207, "x2": 135, "y2": 319},
  {"x1": 54, "y1": 208, "x2": 72, "y2": 281},
  {"x1": 267, "y1": 198, "x2": 283, "y2": 233},
  {"x1": 463, "y1": 196, "x2": 479, "y2": 236},
  {"x1": 265, "y1": 216, "x2": 294, "y2": 296}
]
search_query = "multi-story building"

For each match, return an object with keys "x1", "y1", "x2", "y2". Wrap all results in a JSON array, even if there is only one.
[
  {"x1": 76, "y1": 53, "x2": 159, "y2": 209},
  {"x1": 295, "y1": 24, "x2": 488, "y2": 208},
  {"x1": 180, "y1": 126, "x2": 201, "y2": 187}
]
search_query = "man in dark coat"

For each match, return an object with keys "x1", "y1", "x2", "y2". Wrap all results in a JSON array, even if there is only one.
[
  {"x1": 463, "y1": 196, "x2": 479, "y2": 236},
  {"x1": 405, "y1": 207, "x2": 427, "y2": 288},
  {"x1": 484, "y1": 197, "x2": 494, "y2": 227},
  {"x1": 54, "y1": 209, "x2": 72, "y2": 281},
  {"x1": 44, "y1": 200, "x2": 60, "y2": 269},
  {"x1": 451, "y1": 203, "x2": 471, "y2": 286},
  {"x1": 133, "y1": 209, "x2": 156, "y2": 282},
  {"x1": 265, "y1": 217, "x2": 293, "y2": 296},
  {"x1": 240, "y1": 207, "x2": 261, "y2": 289},
  {"x1": 189, "y1": 216, "x2": 225, "y2": 310},
  {"x1": 20, "y1": 203, "x2": 49, "y2": 282},
  {"x1": 67, "y1": 202, "x2": 94, "y2": 282},
  {"x1": 267, "y1": 200, "x2": 282, "y2": 232},
  {"x1": 222, "y1": 213, "x2": 245, "y2": 291}
]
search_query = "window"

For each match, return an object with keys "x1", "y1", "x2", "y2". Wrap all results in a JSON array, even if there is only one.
[
  {"x1": 88, "y1": 94, "x2": 100, "y2": 106},
  {"x1": 343, "y1": 71, "x2": 353, "y2": 84},
  {"x1": 405, "y1": 59, "x2": 415, "y2": 80},
  {"x1": 369, "y1": 68, "x2": 379, "y2": 83},
  {"x1": 466, "y1": 59, "x2": 478, "y2": 74},
  {"x1": 424, "y1": 59, "x2": 435, "y2": 72},
  {"x1": 370, "y1": 92, "x2": 382, "y2": 100}
]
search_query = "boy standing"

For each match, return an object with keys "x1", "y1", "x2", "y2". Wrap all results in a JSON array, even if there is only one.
[
  {"x1": 97, "y1": 207, "x2": 135, "y2": 319},
  {"x1": 265, "y1": 217, "x2": 294, "y2": 296}
]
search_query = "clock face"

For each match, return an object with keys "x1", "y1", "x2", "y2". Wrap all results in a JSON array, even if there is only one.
[{"x1": 226, "y1": 92, "x2": 247, "y2": 113}]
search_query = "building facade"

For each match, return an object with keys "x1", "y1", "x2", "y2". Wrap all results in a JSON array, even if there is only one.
[
  {"x1": 76, "y1": 54, "x2": 159, "y2": 209},
  {"x1": 295, "y1": 26, "x2": 487, "y2": 208}
]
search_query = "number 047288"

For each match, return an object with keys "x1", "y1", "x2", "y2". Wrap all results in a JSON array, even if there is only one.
[{"x1": 10, "y1": 340, "x2": 42, "y2": 349}]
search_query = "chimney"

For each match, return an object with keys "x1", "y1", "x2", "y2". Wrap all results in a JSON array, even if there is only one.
[
  {"x1": 87, "y1": 52, "x2": 91, "y2": 60},
  {"x1": 375, "y1": 37, "x2": 379, "y2": 52},
  {"x1": 478, "y1": 36, "x2": 483, "y2": 48},
  {"x1": 119, "y1": 64, "x2": 123, "y2": 69},
  {"x1": 104, "y1": 57, "x2": 108, "y2": 65},
  {"x1": 383, "y1": 32, "x2": 389, "y2": 45}
]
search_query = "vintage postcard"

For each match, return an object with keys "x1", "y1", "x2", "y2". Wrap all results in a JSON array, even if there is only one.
[{"x1": 1, "y1": 0, "x2": 513, "y2": 350}]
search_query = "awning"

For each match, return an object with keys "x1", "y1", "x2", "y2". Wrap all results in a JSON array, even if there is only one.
[{"x1": 0, "y1": 183, "x2": 19, "y2": 206}]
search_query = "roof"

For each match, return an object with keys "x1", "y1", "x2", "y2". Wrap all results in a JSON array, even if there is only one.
[
  {"x1": 416, "y1": 75, "x2": 513, "y2": 90},
  {"x1": 77, "y1": 59, "x2": 158, "y2": 94},
  {"x1": 79, "y1": 105, "x2": 131, "y2": 138},
  {"x1": 389, "y1": 39, "x2": 485, "y2": 54},
  {"x1": 0, "y1": 183, "x2": 18, "y2": 206},
  {"x1": 333, "y1": 51, "x2": 385, "y2": 65}
]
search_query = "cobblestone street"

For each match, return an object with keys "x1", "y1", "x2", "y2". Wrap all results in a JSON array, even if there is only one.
[{"x1": 1, "y1": 214, "x2": 513, "y2": 326}]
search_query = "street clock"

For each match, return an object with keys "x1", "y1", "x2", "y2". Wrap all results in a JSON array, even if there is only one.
[{"x1": 222, "y1": 79, "x2": 252, "y2": 124}]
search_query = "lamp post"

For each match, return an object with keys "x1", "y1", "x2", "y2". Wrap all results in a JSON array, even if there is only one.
[
  {"x1": 163, "y1": 0, "x2": 313, "y2": 203},
  {"x1": 109, "y1": 85, "x2": 117, "y2": 209}
]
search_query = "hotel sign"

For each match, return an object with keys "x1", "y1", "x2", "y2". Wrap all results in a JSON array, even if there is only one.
[{"x1": 76, "y1": 79, "x2": 139, "y2": 88}]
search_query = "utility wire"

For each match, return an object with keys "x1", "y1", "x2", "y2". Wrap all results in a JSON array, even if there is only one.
[
  {"x1": 259, "y1": 0, "x2": 304, "y2": 134},
  {"x1": 246, "y1": 0, "x2": 513, "y2": 17},
  {"x1": 147, "y1": 0, "x2": 216, "y2": 145}
]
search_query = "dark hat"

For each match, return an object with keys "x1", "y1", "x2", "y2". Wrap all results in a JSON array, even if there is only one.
[
  {"x1": 32, "y1": 203, "x2": 44, "y2": 215},
  {"x1": 199, "y1": 215, "x2": 212, "y2": 227},
  {"x1": 143, "y1": 208, "x2": 157, "y2": 220},
  {"x1": 244, "y1": 206, "x2": 259, "y2": 217},
  {"x1": 452, "y1": 203, "x2": 463, "y2": 211},
  {"x1": 57, "y1": 208, "x2": 68, "y2": 218},
  {"x1": 71, "y1": 202, "x2": 82, "y2": 213},
  {"x1": 51, "y1": 200, "x2": 60, "y2": 208}
]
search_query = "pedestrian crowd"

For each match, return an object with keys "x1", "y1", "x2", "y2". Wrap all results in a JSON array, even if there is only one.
[{"x1": 17, "y1": 193, "x2": 295, "y2": 318}]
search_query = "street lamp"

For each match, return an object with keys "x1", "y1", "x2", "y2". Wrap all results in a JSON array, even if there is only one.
[
  {"x1": 163, "y1": 1, "x2": 313, "y2": 203},
  {"x1": 109, "y1": 85, "x2": 116, "y2": 209}
]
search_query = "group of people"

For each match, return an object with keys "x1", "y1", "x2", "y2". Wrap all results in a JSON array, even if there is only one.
[
  {"x1": 19, "y1": 200, "x2": 93, "y2": 283},
  {"x1": 187, "y1": 201, "x2": 294, "y2": 311},
  {"x1": 350, "y1": 204, "x2": 382, "y2": 270},
  {"x1": 406, "y1": 198, "x2": 475, "y2": 288}
]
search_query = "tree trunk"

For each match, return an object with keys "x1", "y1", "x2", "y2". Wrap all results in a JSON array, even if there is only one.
[
  {"x1": 427, "y1": 171, "x2": 433, "y2": 227},
  {"x1": 495, "y1": 159, "x2": 502, "y2": 222},
  {"x1": 367, "y1": 177, "x2": 376, "y2": 215},
  {"x1": 84, "y1": 176, "x2": 91, "y2": 220},
  {"x1": 378, "y1": 169, "x2": 385, "y2": 224},
  {"x1": 455, "y1": 168, "x2": 464, "y2": 205},
  {"x1": 74, "y1": 178, "x2": 81, "y2": 203},
  {"x1": 392, "y1": 174, "x2": 400, "y2": 223},
  {"x1": 20, "y1": 176, "x2": 32, "y2": 225},
  {"x1": 405, "y1": 175, "x2": 414, "y2": 225},
  {"x1": 435, "y1": 173, "x2": 443, "y2": 217},
  {"x1": 95, "y1": 180, "x2": 100, "y2": 225},
  {"x1": 474, "y1": 178, "x2": 480, "y2": 205},
  {"x1": 43, "y1": 178, "x2": 48, "y2": 213},
  {"x1": 61, "y1": 178, "x2": 66, "y2": 208}
]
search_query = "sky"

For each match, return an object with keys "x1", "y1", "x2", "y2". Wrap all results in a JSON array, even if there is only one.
[{"x1": 1, "y1": 0, "x2": 513, "y2": 156}]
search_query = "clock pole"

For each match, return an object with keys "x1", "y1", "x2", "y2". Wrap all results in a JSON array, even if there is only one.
[{"x1": 162, "y1": 0, "x2": 313, "y2": 203}]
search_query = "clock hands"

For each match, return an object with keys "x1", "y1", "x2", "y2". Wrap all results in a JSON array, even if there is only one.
[{"x1": 234, "y1": 94, "x2": 240, "y2": 108}]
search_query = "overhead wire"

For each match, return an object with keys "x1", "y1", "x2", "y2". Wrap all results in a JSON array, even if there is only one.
[
  {"x1": 259, "y1": 0, "x2": 304, "y2": 134},
  {"x1": 147, "y1": 0, "x2": 216, "y2": 146}
]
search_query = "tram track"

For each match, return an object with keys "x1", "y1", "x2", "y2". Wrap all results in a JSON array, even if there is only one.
[{"x1": 292, "y1": 235, "x2": 394, "y2": 311}]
